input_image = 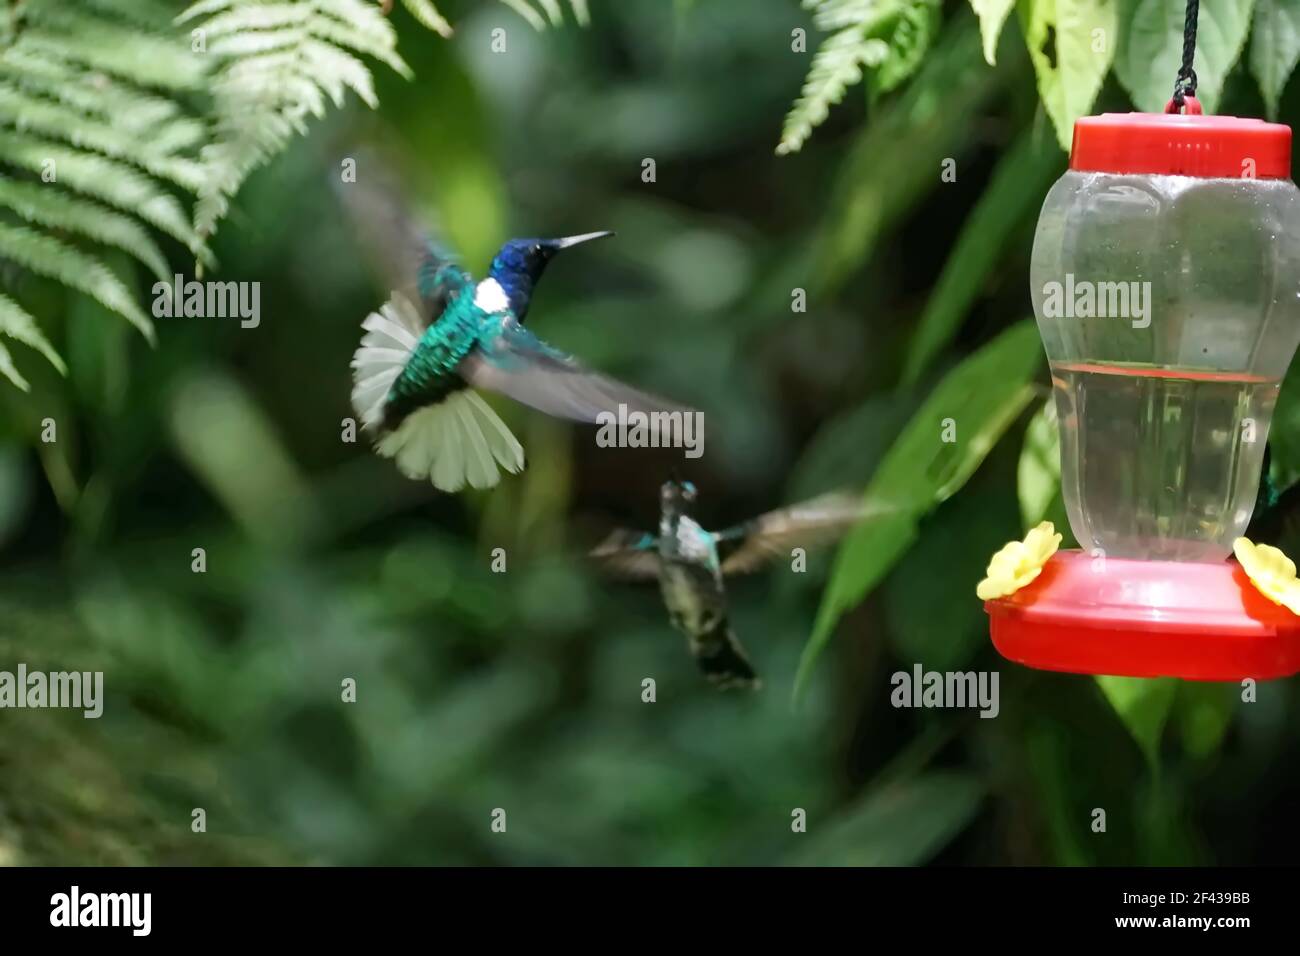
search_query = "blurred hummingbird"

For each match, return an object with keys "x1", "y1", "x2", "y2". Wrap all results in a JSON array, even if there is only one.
[
  {"x1": 340, "y1": 152, "x2": 691, "y2": 492},
  {"x1": 592, "y1": 478, "x2": 889, "y2": 689},
  {"x1": 1245, "y1": 442, "x2": 1300, "y2": 549}
]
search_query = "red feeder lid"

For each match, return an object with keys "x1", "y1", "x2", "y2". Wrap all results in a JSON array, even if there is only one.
[
  {"x1": 985, "y1": 550, "x2": 1300, "y2": 680},
  {"x1": 1070, "y1": 103, "x2": 1292, "y2": 180}
]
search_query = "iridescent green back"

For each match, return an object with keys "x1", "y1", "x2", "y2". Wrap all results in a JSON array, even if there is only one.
[{"x1": 383, "y1": 272, "x2": 482, "y2": 425}]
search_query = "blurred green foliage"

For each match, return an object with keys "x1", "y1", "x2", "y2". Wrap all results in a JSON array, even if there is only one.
[{"x1": 2, "y1": 0, "x2": 1300, "y2": 867}]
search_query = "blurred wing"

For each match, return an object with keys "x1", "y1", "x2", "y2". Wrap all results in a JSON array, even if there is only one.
[
  {"x1": 460, "y1": 319, "x2": 694, "y2": 425},
  {"x1": 717, "y1": 491, "x2": 894, "y2": 576},
  {"x1": 590, "y1": 528, "x2": 661, "y2": 580},
  {"x1": 332, "y1": 145, "x2": 472, "y2": 320}
]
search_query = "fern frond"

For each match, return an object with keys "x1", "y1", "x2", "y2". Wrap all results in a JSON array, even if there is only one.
[
  {"x1": 812, "y1": 0, "x2": 893, "y2": 30},
  {"x1": 0, "y1": 0, "x2": 212, "y2": 382},
  {"x1": 499, "y1": 0, "x2": 590, "y2": 30},
  {"x1": 400, "y1": 0, "x2": 454, "y2": 37},
  {"x1": 777, "y1": 0, "x2": 938, "y2": 155},
  {"x1": 0, "y1": 180, "x2": 170, "y2": 283},
  {"x1": 0, "y1": 84, "x2": 207, "y2": 191},
  {"x1": 80, "y1": 0, "x2": 186, "y2": 31},
  {"x1": 195, "y1": 4, "x2": 315, "y2": 34},
  {"x1": 0, "y1": 0, "x2": 455, "y2": 389},
  {"x1": 299, "y1": 40, "x2": 379, "y2": 108},
  {"x1": 0, "y1": 137, "x2": 205, "y2": 256},
  {"x1": 181, "y1": 0, "x2": 449, "y2": 242},
  {"x1": 500, "y1": 0, "x2": 548, "y2": 31},
  {"x1": 778, "y1": 25, "x2": 891, "y2": 155},
  {"x1": 0, "y1": 291, "x2": 65, "y2": 390},
  {"x1": 0, "y1": 49, "x2": 204, "y2": 142},
  {"x1": 0, "y1": 223, "x2": 154, "y2": 342},
  {"x1": 0, "y1": 340, "x2": 29, "y2": 391},
  {"x1": 535, "y1": 0, "x2": 566, "y2": 27},
  {"x1": 20, "y1": 6, "x2": 206, "y2": 91}
]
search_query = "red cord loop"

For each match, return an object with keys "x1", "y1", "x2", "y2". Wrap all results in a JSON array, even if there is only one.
[{"x1": 1163, "y1": 95, "x2": 1203, "y2": 115}]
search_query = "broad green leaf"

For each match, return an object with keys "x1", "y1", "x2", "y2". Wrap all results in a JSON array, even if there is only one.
[
  {"x1": 787, "y1": 773, "x2": 983, "y2": 865},
  {"x1": 1095, "y1": 675, "x2": 1177, "y2": 764},
  {"x1": 169, "y1": 371, "x2": 317, "y2": 549},
  {"x1": 1115, "y1": 0, "x2": 1256, "y2": 114},
  {"x1": 1250, "y1": 0, "x2": 1300, "y2": 117},
  {"x1": 886, "y1": 460, "x2": 1019, "y2": 671},
  {"x1": 797, "y1": 321, "x2": 1043, "y2": 698},
  {"x1": 1020, "y1": 0, "x2": 1119, "y2": 150},
  {"x1": 972, "y1": 0, "x2": 1017, "y2": 63},
  {"x1": 902, "y1": 125, "x2": 1063, "y2": 384},
  {"x1": 1176, "y1": 682, "x2": 1237, "y2": 758},
  {"x1": 1018, "y1": 399, "x2": 1060, "y2": 525}
]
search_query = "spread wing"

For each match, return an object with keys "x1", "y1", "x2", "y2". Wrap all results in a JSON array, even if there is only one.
[
  {"x1": 332, "y1": 145, "x2": 472, "y2": 322},
  {"x1": 590, "y1": 528, "x2": 661, "y2": 580},
  {"x1": 717, "y1": 491, "x2": 894, "y2": 576},
  {"x1": 460, "y1": 317, "x2": 695, "y2": 426}
]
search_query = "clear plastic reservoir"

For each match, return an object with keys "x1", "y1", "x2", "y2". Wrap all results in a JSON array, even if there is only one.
[{"x1": 1030, "y1": 171, "x2": 1300, "y2": 561}]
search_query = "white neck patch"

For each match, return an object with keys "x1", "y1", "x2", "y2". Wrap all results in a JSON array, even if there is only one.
[{"x1": 474, "y1": 277, "x2": 511, "y2": 314}]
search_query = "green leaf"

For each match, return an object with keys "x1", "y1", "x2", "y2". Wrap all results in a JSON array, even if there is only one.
[
  {"x1": 1018, "y1": 398, "x2": 1061, "y2": 525},
  {"x1": 788, "y1": 773, "x2": 984, "y2": 865},
  {"x1": 1250, "y1": 0, "x2": 1300, "y2": 117},
  {"x1": 168, "y1": 371, "x2": 317, "y2": 549},
  {"x1": 1095, "y1": 675, "x2": 1177, "y2": 764},
  {"x1": 972, "y1": 0, "x2": 1017, "y2": 63},
  {"x1": 1115, "y1": 0, "x2": 1256, "y2": 114},
  {"x1": 901, "y1": 125, "x2": 1063, "y2": 384},
  {"x1": 796, "y1": 321, "x2": 1044, "y2": 697},
  {"x1": 1176, "y1": 682, "x2": 1237, "y2": 758},
  {"x1": 1020, "y1": 0, "x2": 1119, "y2": 150}
]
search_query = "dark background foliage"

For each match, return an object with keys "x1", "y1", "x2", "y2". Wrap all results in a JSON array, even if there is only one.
[{"x1": 2, "y1": 0, "x2": 1300, "y2": 865}]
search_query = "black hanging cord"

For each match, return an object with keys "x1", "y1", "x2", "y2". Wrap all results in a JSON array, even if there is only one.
[{"x1": 1170, "y1": 0, "x2": 1200, "y2": 111}]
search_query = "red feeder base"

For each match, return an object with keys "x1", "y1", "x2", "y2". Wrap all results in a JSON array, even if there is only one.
[{"x1": 985, "y1": 550, "x2": 1300, "y2": 680}]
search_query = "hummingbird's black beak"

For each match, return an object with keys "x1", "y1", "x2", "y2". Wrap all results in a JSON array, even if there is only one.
[{"x1": 552, "y1": 230, "x2": 615, "y2": 250}]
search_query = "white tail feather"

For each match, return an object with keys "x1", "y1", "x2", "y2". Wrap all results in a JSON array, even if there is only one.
[
  {"x1": 375, "y1": 389, "x2": 525, "y2": 492},
  {"x1": 352, "y1": 292, "x2": 525, "y2": 491},
  {"x1": 350, "y1": 293, "x2": 426, "y2": 430}
]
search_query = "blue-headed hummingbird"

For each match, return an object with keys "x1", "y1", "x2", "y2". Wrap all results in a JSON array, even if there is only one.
[{"x1": 339, "y1": 152, "x2": 692, "y2": 492}]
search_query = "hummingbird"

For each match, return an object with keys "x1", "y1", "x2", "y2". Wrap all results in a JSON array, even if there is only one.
[
  {"x1": 592, "y1": 478, "x2": 889, "y2": 689},
  {"x1": 1245, "y1": 442, "x2": 1300, "y2": 550},
  {"x1": 341, "y1": 153, "x2": 691, "y2": 492}
]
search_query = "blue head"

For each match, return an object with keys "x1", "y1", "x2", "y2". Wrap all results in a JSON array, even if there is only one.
[{"x1": 487, "y1": 231, "x2": 613, "y2": 321}]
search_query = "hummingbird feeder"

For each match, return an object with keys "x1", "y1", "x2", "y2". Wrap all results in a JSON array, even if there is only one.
[{"x1": 982, "y1": 12, "x2": 1300, "y2": 680}]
